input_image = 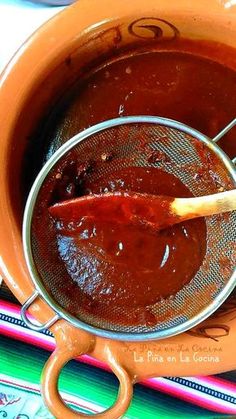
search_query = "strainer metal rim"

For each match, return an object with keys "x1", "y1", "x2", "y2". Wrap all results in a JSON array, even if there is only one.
[{"x1": 22, "y1": 115, "x2": 236, "y2": 341}]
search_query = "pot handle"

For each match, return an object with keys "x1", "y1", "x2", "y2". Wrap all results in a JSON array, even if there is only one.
[{"x1": 41, "y1": 343, "x2": 133, "y2": 419}]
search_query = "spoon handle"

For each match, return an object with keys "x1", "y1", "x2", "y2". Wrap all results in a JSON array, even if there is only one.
[{"x1": 172, "y1": 189, "x2": 236, "y2": 219}]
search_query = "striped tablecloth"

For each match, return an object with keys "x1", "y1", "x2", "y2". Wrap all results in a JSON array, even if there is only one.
[{"x1": 0, "y1": 282, "x2": 236, "y2": 418}]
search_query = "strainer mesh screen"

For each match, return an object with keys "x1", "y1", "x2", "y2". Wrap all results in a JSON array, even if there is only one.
[{"x1": 30, "y1": 123, "x2": 236, "y2": 333}]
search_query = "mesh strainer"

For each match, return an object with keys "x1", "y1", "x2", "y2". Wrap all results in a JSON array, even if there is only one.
[{"x1": 21, "y1": 116, "x2": 236, "y2": 341}]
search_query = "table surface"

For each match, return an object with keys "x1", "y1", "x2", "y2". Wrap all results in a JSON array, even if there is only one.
[{"x1": 0, "y1": 0, "x2": 63, "y2": 73}]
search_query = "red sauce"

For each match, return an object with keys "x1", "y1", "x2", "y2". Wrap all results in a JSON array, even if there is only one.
[
  {"x1": 49, "y1": 191, "x2": 176, "y2": 232},
  {"x1": 38, "y1": 47, "x2": 236, "y2": 164},
  {"x1": 34, "y1": 166, "x2": 206, "y2": 326}
]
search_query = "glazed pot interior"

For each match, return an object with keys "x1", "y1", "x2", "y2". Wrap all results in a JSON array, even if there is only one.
[{"x1": 6, "y1": 9, "x2": 236, "y2": 229}]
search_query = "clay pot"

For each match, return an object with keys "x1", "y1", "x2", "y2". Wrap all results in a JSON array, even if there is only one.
[{"x1": 0, "y1": 1, "x2": 236, "y2": 417}]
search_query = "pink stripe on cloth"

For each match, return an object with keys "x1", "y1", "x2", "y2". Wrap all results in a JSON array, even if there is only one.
[
  {"x1": 0, "y1": 299, "x2": 21, "y2": 315},
  {"x1": 201, "y1": 375, "x2": 236, "y2": 393},
  {"x1": 0, "y1": 299, "x2": 236, "y2": 414},
  {"x1": 146, "y1": 377, "x2": 236, "y2": 415}
]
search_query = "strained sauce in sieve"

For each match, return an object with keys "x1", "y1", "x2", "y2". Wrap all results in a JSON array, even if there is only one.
[
  {"x1": 34, "y1": 164, "x2": 207, "y2": 326},
  {"x1": 53, "y1": 168, "x2": 207, "y2": 307}
]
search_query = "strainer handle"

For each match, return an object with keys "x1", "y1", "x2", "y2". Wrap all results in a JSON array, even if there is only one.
[
  {"x1": 21, "y1": 290, "x2": 59, "y2": 331},
  {"x1": 212, "y1": 118, "x2": 236, "y2": 142},
  {"x1": 212, "y1": 118, "x2": 236, "y2": 164},
  {"x1": 41, "y1": 343, "x2": 133, "y2": 418}
]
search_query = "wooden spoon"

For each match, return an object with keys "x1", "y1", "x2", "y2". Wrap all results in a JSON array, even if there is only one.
[{"x1": 49, "y1": 189, "x2": 236, "y2": 230}]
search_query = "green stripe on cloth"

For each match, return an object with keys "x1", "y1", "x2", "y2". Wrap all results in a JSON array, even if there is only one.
[{"x1": 0, "y1": 335, "x2": 226, "y2": 418}]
